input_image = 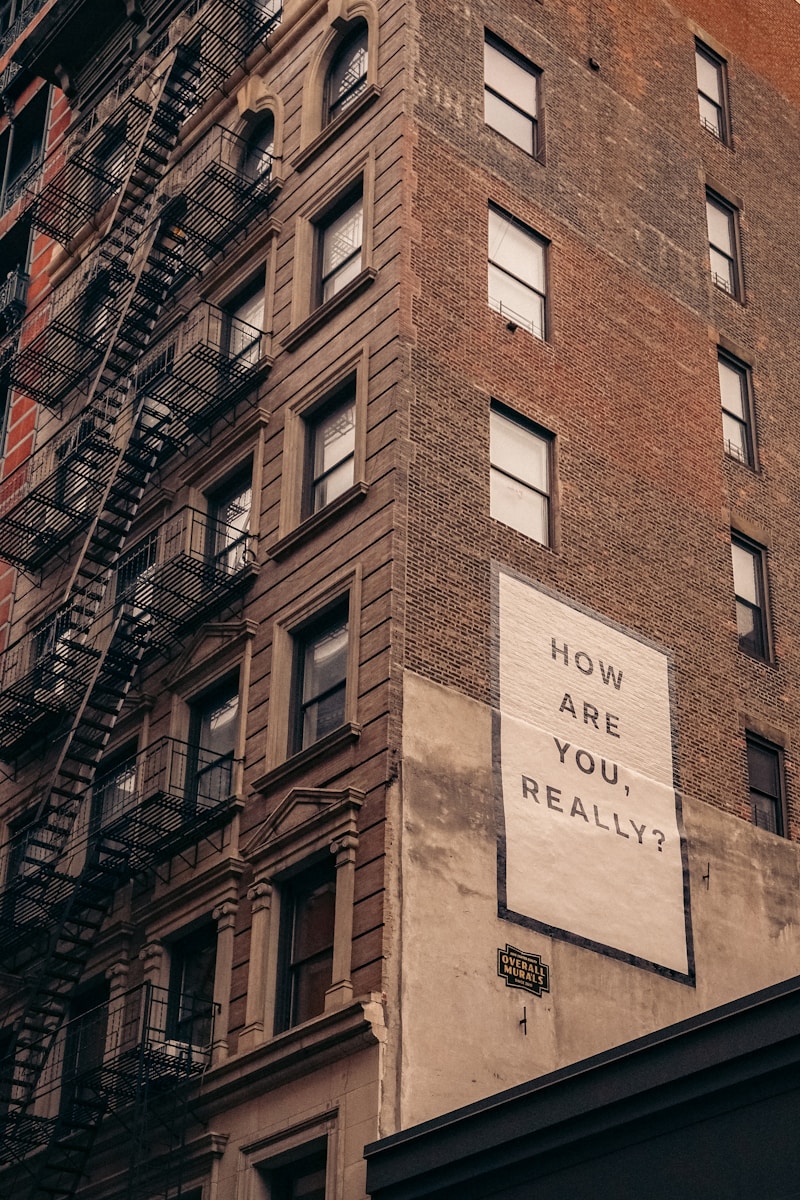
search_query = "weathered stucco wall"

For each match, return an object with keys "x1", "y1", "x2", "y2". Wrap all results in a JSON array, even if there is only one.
[{"x1": 396, "y1": 669, "x2": 800, "y2": 1129}]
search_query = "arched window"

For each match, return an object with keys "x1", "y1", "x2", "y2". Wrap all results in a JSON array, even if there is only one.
[
  {"x1": 243, "y1": 114, "x2": 274, "y2": 184},
  {"x1": 325, "y1": 22, "x2": 368, "y2": 124}
]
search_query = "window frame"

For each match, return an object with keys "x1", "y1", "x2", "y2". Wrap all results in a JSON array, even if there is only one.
[
  {"x1": 315, "y1": 188, "x2": 364, "y2": 308},
  {"x1": 285, "y1": 157, "x2": 376, "y2": 347},
  {"x1": 271, "y1": 350, "x2": 369, "y2": 556},
  {"x1": 706, "y1": 189, "x2": 742, "y2": 299},
  {"x1": 490, "y1": 402, "x2": 553, "y2": 546},
  {"x1": 264, "y1": 569, "x2": 362, "y2": 779},
  {"x1": 325, "y1": 19, "x2": 369, "y2": 126},
  {"x1": 695, "y1": 40, "x2": 730, "y2": 143},
  {"x1": 483, "y1": 31, "x2": 542, "y2": 158},
  {"x1": 288, "y1": 599, "x2": 350, "y2": 758},
  {"x1": 717, "y1": 348, "x2": 755, "y2": 467},
  {"x1": 731, "y1": 532, "x2": 770, "y2": 662},
  {"x1": 746, "y1": 733, "x2": 786, "y2": 837},
  {"x1": 488, "y1": 204, "x2": 549, "y2": 339},
  {"x1": 273, "y1": 856, "x2": 337, "y2": 1033}
]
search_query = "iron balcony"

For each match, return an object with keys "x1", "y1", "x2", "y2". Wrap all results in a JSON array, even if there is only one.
[
  {"x1": 113, "y1": 503, "x2": 257, "y2": 651},
  {"x1": 0, "y1": 981, "x2": 218, "y2": 1163}
]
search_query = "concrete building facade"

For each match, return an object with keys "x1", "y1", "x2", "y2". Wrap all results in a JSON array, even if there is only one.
[{"x1": 0, "y1": 0, "x2": 796, "y2": 1197}]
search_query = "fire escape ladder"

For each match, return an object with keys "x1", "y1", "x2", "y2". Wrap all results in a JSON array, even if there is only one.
[{"x1": 0, "y1": 51, "x2": 205, "y2": 1200}]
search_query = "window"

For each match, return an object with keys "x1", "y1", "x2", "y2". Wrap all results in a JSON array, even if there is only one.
[
  {"x1": 243, "y1": 115, "x2": 274, "y2": 183},
  {"x1": 60, "y1": 980, "x2": 108, "y2": 1117},
  {"x1": 488, "y1": 206, "x2": 547, "y2": 338},
  {"x1": 706, "y1": 192, "x2": 740, "y2": 297},
  {"x1": 484, "y1": 33, "x2": 540, "y2": 155},
  {"x1": 731, "y1": 534, "x2": 769, "y2": 660},
  {"x1": 0, "y1": 86, "x2": 49, "y2": 213},
  {"x1": 746, "y1": 735, "x2": 785, "y2": 836},
  {"x1": 207, "y1": 470, "x2": 252, "y2": 574},
  {"x1": 718, "y1": 351, "x2": 753, "y2": 465},
  {"x1": 325, "y1": 22, "x2": 368, "y2": 124},
  {"x1": 275, "y1": 860, "x2": 336, "y2": 1032},
  {"x1": 490, "y1": 404, "x2": 552, "y2": 545},
  {"x1": 318, "y1": 193, "x2": 363, "y2": 305},
  {"x1": 290, "y1": 605, "x2": 349, "y2": 755},
  {"x1": 167, "y1": 924, "x2": 217, "y2": 1050},
  {"x1": 91, "y1": 743, "x2": 139, "y2": 834},
  {"x1": 695, "y1": 42, "x2": 728, "y2": 140},
  {"x1": 225, "y1": 277, "x2": 265, "y2": 365},
  {"x1": 305, "y1": 386, "x2": 356, "y2": 517},
  {"x1": 187, "y1": 678, "x2": 239, "y2": 807}
]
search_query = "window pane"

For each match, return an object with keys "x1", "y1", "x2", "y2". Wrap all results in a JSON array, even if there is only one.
[
  {"x1": 293, "y1": 878, "x2": 336, "y2": 961},
  {"x1": 489, "y1": 211, "x2": 545, "y2": 291},
  {"x1": 321, "y1": 199, "x2": 363, "y2": 300},
  {"x1": 484, "y1": 91, "x2": 534, "y2": 153},
  {"x1": 706, "y1": 199, "x2": 732, "y2": 254},
  {"x1": 484, "y1": 41, "x2": 536, "y2": 115},
  {"x1": 722, "y1": 412, "x2": 747, "y2": 461},
  {"x1": 695, "y1": 50, "x2": 721, "y2": 103},
  {"x1": 491, "y1": 409, "x2": 548, "y2": 491},
  {"x1": 303, "y1": 622, "x2": 348, "y2": 703},
  {"x1": 231, "y1": 284, "x2": 265, "y2": 331},
  {"x1": 698, "y1": 94, "x2": 722, "y2": 136},
  {"x1": 718, "y1": 358, "x2": 746, "y2": 418},
  {"x1": 488, "y1": 264, "x2": 545, "y2": 335},
  {"x1": 709, "y1": 247, "x2": 734, "y2": 292},
  {"x1": 198, "y1": 689, "x2": 238, "y2": 757},
  {"x1": 491, "y1": 470, "x2": 548, "y2": 544},
  {"x1": 313, "y1": 402, "x2": 355, "y2": 482},
  {"x1": 748, "y1": 741, "x2": 781, "y2": 798},
  {"x1": 731, "y1": 540, "x2": 758, "y2": 604},
  {"x1": 328, "y1": 27, "x2": 368, "y2": 115}
]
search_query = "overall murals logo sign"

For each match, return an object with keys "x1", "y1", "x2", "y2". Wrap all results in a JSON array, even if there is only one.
[{"x1": 493, "y1": 566, "x2": 694, "y2": 984}]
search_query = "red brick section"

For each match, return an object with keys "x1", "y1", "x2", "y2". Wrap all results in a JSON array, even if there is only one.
[
  {"x1": 404, "y1": 0, "x2": 800, "y2": 832},
  {"x1": 678, "y1": 0, "x2": 800, "y2": 106},
  {"x1": 0, "y1": 85, "x2": 68, "y2": 650}
]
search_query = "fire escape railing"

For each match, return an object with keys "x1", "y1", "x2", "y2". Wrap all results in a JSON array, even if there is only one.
[
  {"x1": 136, "y1": 301, "x2": 268, "y2": 441},
  {"x1": 7, "y1": 262, "x2": 132, "y2": 411},
  {"x1": 162, "y1": 123, "x2": 277, "y2": 278},
  {"x1": 0, "y1": 266, "x2": 29, "y2": 329},
  {"x1": 112, "y1": 504, "x2": 256, "y2": 651},
  {"x1": 0, "y1": 736, "x2": 236, "y2": 958},
  {"x1": 0, "y1": 982, "x2": 218, "y2": 1164},
  {"x1": 0, "y1": 395, "x2": 124, "y2": 572},
  {"x1": 0, "y1": 600, "x2": 101, "y2": 758},
  {"x1": 0, "y1": 0, "x2": 50, "y2": 56},
  {"x1": 0, "y1": 5, "x2": 282, "y2": 1197},
  {"x1": 26, "y1": 0, "x2": 282, "y2": 246}
]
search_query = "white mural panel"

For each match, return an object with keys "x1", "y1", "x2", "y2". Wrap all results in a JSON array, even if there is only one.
[{"x1": 495, "y1": 567, "x2": 693, "y2": 982}]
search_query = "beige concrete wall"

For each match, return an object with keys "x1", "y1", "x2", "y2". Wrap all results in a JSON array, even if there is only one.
[{"x1": 394, "y1": 669, "x2": 800, "y2": 1130}]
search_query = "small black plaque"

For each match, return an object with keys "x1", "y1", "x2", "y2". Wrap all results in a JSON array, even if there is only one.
[{"x1": 497, "y1": 944, "x2": 550, "y2": 997}]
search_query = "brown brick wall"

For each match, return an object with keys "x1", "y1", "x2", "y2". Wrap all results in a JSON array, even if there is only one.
[{"x1": 403, "y1": 0, "x2": 800, "y2": 831}]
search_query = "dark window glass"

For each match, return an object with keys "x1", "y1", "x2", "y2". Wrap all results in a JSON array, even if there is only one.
[
  {"x1": 271, "y1": 1147, "x2": 328, "y2": 1200},
  {"x1": 208, "y1": 470, "x2": 252, "y2": 574},
  {"x1": 731, "y1": 535, "x2": 768, "y2": 660},
  {"x1": 243, "y1": 115, "x2": 274, "y2": 183},
  {"x1": 168, "y1": 924, "x2": 217, "y2": 1047},
  {"x1": 326, "y1": 23, "x2": 368, "y2": 123},
  {"x1": 318, "y1": 194, "x2": 363, "y2": 304},
  {"x1": 291, "y1": 606, "x2": 349, "y2": 753},
  {"x1": 306, "y1": 389, "x2": 356, "y2": 516},
  {"x1": 747, "y1": 735, "x2": 785, "y2": 836},
  {"x1": 60, "y1": 980, "x2": 109, "y2": 1117},
  {"x1": 275, "y1": 862, "x2": 336, "y2": 1032},
  {"x1": 187, "y1": 678, "x2": 238, "y2": 807}
]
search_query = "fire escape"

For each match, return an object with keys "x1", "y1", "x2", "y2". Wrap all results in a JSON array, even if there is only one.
[{"x1": 0, "y1": 2, "x2": 281, "y2": 1197}]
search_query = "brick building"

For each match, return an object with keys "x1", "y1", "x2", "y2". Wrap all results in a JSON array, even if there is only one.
[{"x1": 0, "y1": 0, "x2": 797, "y2": 1197}]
